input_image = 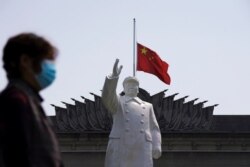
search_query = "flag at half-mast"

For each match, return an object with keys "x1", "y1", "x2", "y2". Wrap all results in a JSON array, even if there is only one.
[{"x1": 137, "y1": 43, "x2": 171, "y2": 85}]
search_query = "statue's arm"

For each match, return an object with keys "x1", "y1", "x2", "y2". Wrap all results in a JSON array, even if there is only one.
[
  {"x1": 149, "y1": 104, "x2": 162, "y2": 159},
  {"x1": 101, "y1": 59, "x2": 123, "y2": 114},
  {"x1": 101, "y1": 75, "x2": 119, "y2": 114}
]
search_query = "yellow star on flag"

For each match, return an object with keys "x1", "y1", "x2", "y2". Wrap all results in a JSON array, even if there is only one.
[{"x1": 141, "y1": 47, "x2": 147, "y2": 55}]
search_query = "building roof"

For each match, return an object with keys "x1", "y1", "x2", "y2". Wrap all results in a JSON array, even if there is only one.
[{"x1": 51, "y1": 88, "x2": 250, "y2": 133}]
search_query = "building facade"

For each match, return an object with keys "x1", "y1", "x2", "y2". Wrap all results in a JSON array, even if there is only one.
[{"x1": 51, "y1": 88, "x2": 250, "y2": 167}]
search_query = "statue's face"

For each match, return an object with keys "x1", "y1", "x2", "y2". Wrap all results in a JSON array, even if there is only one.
[{"x1": 123, "y1": 82, "x2": 139, "y2": 97}]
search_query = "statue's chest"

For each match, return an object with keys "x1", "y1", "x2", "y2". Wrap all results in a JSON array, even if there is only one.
[{"x1": 123, "y1": 101, "x2": 149, "y2": 127}]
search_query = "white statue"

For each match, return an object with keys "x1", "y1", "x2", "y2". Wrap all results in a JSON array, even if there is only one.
[{"x1": 102, "y1": 59, "x2": 162, "y2": 167}]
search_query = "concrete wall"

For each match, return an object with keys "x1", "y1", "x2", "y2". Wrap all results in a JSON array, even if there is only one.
[
  {"x1": 58, "y1": 132, "x2": 250, "y2": 167},
  {"x1": 62, "y1": 152, "x2": 105, "y2": 167},
  {"x1": 61, "y1": 151, "x2": 250, "y2": 167}
]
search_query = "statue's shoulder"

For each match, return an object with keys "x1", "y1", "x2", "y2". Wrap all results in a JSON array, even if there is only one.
[
  {"x1": 143, "y1": 101, "x2": 153, "y2": 107},
  {"x1": 137, "y1": 97, "x2": 152, "y2": 107}
]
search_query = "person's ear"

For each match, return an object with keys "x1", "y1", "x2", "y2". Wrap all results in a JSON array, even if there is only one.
[{"x1": 20, "y1": 54, "x2": 32, "y2": 70}]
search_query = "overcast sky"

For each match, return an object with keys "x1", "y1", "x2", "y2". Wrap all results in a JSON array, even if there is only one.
[{"x1": 0, "y1": 0, "x2": 249, "y2": 115}]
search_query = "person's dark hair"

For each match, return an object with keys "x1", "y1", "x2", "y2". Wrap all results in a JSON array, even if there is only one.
[{"x1": 2, "y1": 33, "x2": 56, "y2": 80}]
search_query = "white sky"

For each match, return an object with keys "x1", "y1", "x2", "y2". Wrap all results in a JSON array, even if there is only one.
[{"x1": 0, "y1": 0, "x2": 249, "y2": 115}]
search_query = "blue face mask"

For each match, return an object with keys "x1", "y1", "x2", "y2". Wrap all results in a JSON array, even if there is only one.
[{"x1": 36, "y1": 60, "x2": 56, "y2": 89}]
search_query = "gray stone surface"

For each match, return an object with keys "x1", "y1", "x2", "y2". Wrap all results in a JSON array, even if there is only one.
[
  {"x1": 61, "y1": 151, "x2": 250, "y2": 167},
  {"x1": 58, "y1": 132, "x2": 250, "y2": 167},
  {"x1": 62, "y1": 152, "x2": 105, "y2": 167},
  {"x1": 154, "y1": 152, "x2": 250, "y2": 167}
]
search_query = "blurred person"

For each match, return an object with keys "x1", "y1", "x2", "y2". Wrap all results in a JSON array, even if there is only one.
[{"x1": 0, "y1": 33, "x2": 63, "y2": 167}]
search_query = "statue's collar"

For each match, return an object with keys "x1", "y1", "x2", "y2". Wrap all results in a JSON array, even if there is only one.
[{"x1": 124, "y1": 96, "x2": 143, "y2": 104}]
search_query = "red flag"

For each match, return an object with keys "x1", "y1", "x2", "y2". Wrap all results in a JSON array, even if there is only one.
[{"x1": 137, "y1": 43, "x2": 171, "y2": 85}]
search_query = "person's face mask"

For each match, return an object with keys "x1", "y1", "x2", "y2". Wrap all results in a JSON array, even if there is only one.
[
  {"x1": 35, "y1": 60, "x2": 56, "y2": 89},
  {"x1": 124, "y1": 82, "x2": 139, "y2": 97}
]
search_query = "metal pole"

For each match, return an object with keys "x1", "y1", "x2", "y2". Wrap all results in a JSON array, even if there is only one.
[{"x1": 133, "y1": 18, "x2": 136, "y2": 77}]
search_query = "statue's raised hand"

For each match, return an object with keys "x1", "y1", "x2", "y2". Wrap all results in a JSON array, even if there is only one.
[{"x1": 111, "y1": 59, "x2": 123, "y2": 77}]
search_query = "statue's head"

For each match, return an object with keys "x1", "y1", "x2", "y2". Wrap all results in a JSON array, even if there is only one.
[{"x1": 123, "y1": 76, "x2": 139, "y2": 97}]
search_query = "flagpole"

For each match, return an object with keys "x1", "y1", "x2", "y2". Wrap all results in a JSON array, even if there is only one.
[{"x1": 133, "y1": 18, "x2": 136, "y2": 77}]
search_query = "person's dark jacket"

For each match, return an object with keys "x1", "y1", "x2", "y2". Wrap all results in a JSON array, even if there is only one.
[{"x1": 0, "y1": 80, "x2": 63, "y2": 167}]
